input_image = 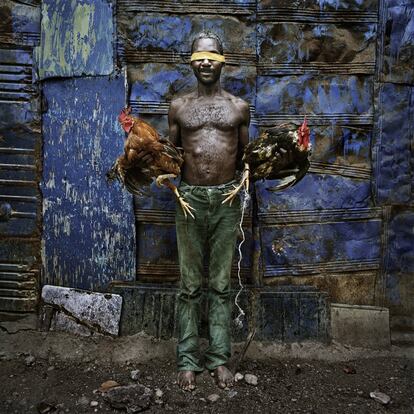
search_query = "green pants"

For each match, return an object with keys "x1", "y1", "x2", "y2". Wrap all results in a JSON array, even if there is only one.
[{"x1": 175, "y1": 180, "x2": 241, "y2": 372}]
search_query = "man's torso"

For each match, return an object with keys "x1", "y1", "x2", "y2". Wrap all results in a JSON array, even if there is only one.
[{"x1": 173, "y1": 91, "x2": 247, "y2": 186}]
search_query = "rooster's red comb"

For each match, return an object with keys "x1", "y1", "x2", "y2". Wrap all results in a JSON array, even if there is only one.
[
  {"x1": 118, "y1": 107, "x2": 134, "y2": 133},
  {"x1": 297, "y1": 116, "x2": 310, "y2": 150}
]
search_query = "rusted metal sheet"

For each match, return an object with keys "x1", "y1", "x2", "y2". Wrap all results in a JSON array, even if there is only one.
[
  {"x1": 257, "y1": 22, "x2": 376, "y2": 75},
  {"x1": 256, "y1": 176, "x2": 372, "y2": 211},
  {"x1": 134, "y1": 207, "x2": 253, "y2": 283},
  {"x1": 257, "y1": 0, "x2": 378, "y2": 23},
  {"x1": 373, "y1": 83, "x2": 414, "y2": 205},
  {"x1": 383, "y1": 207, "x2": 414, "y2": 326},
  {"x1": 378, "y1": 0, "x2": 414, "y2": 85},
  {"x1": 38, "y1": 0, "x2": 114, "y2": 80},
  {"x1": 0, "y1": 239, "x2": 39, "y2": 312},
  {"x1": 41, "y1": 75, "x2": 135, "y2": 290},
  {"x1": 0, "y1": 0, "x2": 40, "y2": 47},
  {"x1": 117, "y1": 13, "x2": 256, "y2": 67},
  {"x1": 117, "y1": 0, "x2": 256, "y2": 16},
  {"x1": 113, "y1": 285, "x2": 329, "y2": 342},
  {"x1": 0, "y1": 0, "x2": 41, "y2": 315},
  {"x1": 256, "y1": 75, "x2": 373, "y2": 124},
  {"x1": 255, "y1": 0, "x2": 380, "y2": 308},
  {"x1": 259, "y1": 220, "x2": 381, "y2": 277}
]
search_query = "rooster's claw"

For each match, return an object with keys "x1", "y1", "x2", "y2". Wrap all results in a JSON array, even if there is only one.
[
  {"x1": 178, "y1": 196, "x2": 196, "y2": 219},
  {"x1": 222, "y1": 184, "x2": 243, "y2": 206}
]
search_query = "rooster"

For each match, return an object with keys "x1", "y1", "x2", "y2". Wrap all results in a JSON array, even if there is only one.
[
  {"x1": 243, "y1": 118, "x2": 311, "y2": 191},
  {"x1": 107, "y1": 107, "x2": 195, "y2": 218}
]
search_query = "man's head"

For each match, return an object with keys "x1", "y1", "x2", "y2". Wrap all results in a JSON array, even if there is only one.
[{"x1": 190, "y1": 31, "x2": 224, "y2": 85}]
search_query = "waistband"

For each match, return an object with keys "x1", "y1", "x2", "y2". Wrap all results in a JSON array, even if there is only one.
[{"x1": 179, "y1": 179, "x2": 238, "y2": 190}]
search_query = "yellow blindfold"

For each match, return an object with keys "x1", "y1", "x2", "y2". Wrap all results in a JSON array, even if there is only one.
[{"x1": 190, "y1": 52, "x2": 225, "y2": 63}]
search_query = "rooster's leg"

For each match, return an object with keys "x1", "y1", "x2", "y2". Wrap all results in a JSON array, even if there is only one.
[
  {"x1": 163, "y1": 179, "x2": 195, "y2": 219},
  {"x1": 222, "y1": 163, "x2": 250, "y2": 206},
  {"x1": 221, "y1": 183, "x2": 243, "y2": 206},
  {"x1": 155, "y1": 174, "x2": 178, "y2": 187}
]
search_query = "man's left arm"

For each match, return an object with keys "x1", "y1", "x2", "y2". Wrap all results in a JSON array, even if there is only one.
[
  {"x1": 222, "y1": 100, "x2": 250, "y2": 205},
  {"x1": 238, "y1": 101, "x2": 250, "y2": 192}
]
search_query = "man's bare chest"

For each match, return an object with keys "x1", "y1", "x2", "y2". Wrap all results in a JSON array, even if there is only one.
[{"x1": 178, "y1": 102, "x2": 240, "y2": 131}]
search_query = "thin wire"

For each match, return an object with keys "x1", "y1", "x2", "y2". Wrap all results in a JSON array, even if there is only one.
[{"x1": 234, "y1": 188, "x2": 250, "y2": 329}]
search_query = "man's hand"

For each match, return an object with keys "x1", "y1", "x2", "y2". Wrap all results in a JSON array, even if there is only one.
[{"x1": 222, "y1": 163, "x2": 250, "y2": 206}]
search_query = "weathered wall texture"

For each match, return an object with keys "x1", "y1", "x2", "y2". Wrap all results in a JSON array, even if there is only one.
[
  {"x1": 0, "y1": 0, "x2": 41, "y2": 315},
  {"x1": 116, "y1": 0, "x2": 413, "y2": 334},
  {"x1": 0, "y1": 0, "x2": 412, "y2": 339},
  {"x1": 38, "y1": 0, "x2": 136, "y2": 290}
]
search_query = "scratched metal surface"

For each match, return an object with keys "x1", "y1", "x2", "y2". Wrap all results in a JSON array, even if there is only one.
[
  {"x1": 257, "y1": 22, "x2": 376, "y2": 75},
  {"x1": 117, "y1": 13, "x2": 257, "y2": 65},
  {"x1": 383, "y1": 207, "x2": 414, "y2": 324},
  {"x1": 253, "y1": 0, "x2": 383, "y2": 308},
  {"x1": 373, "y1": 82, "x2": 414, "y2": 205},
  {"x1": 378, "y1": 0, "x2": 414, "y2": 84},
  {"x1": 114, "y1": 285, "x2": 329, "y2": 342},
  {"x1": 257, "y1": 0, "x2": 378, "y2": 14},
  {"x1": 37, "y1": 0, "x2": 114, "y2": 80},
  {"x1": 0, "y1": 0, "x2": 40, "y2": 47},
  {"x1": 0, "y1": 0, "x2": 41, "y2": 314},
  {"x1": 41, "y1": 75, "x2": 136, "y2": 290}
]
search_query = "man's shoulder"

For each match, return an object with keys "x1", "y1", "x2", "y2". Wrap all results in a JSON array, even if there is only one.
[
  {"x1": 222, "y1": 91, "x2": 249, "y2": 110},
  {"x1": 170, "y1": 91, "x2": 197, "y2": 108}
]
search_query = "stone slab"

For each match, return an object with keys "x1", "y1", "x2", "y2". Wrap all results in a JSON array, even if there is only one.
[
  {"x1": 331, "y1": 303, "x2": 390, "y2": 349},
  {"x1": 42, "y1": 285, "x2": 122, "y2": 336}
]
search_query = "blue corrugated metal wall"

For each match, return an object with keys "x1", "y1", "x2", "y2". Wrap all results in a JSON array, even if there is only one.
[{"x1": 0, "y1": 0, "x2": 412, "y2": 337}]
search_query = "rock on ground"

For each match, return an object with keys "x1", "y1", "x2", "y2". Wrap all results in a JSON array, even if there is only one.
[
  {"x1": 244, "y1": 373, "x2": 258, "y2": 385},
  {"x1": 104, "y1": 384, "x2": 153, "y2": 413}
]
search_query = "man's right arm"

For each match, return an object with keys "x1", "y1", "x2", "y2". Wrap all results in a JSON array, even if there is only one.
[{"x1": 168, "y1": 99, "x2": 181, "y2": 147}]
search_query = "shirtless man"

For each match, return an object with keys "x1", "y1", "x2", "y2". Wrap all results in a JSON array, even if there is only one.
[{"x1": 168, "y1": 32, "x2": 250, "y2": 391}]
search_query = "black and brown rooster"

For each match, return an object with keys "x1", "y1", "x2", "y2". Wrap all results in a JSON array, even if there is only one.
[
  {"x1": 243, "y1": 118, "x2": 312, "y2": 191},
  {"x1": 107, "y1": 107, "x2": 195, "y2": 218}
]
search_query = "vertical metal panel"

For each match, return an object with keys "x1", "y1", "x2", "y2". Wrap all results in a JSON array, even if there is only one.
[
  {"x1": 254, "y1": 0, "x2": 382, "y2": 306},
  {"x1": 0, "y1": 0, "x2": 41, "y2": 314},
  {"x1": 378, "y1": 1, "x2": 414, "y2": 84},
  {"x1": 373, "y1": 83, "x2": 413, "y2": 205},
  {"x1": 38, "y1": 0, "x2": 114, "y2": 79},
  {"x1": 41, "y1": 75, "x2": 136, "y2": 290},
  {"x1": 383, "y1": 207, "x2": 414, "y2": 320}
]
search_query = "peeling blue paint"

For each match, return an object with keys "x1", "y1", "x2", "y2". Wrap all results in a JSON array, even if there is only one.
[
  {"x1": 41, "y1": 75, "x2": 135, "y2": 290},
  {"x1": 38, "y1": 0, "x2": 114, "y2": 79}
]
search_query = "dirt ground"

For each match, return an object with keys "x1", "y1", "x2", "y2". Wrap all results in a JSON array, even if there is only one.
[{"x1": 0, "y1": 345, "x2": 413, "y2": 414}]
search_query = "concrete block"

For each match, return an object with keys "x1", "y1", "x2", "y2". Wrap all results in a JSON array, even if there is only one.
[
  {"x1": 331, "y1": 303, "x2": 390, "y2": 349},
  {"x1": 42, "y1": 285, "x2": 122, "y2": 335}
]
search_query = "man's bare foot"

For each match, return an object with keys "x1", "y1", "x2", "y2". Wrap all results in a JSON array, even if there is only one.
[
  {"x1": 177, "y1": 371, "x2": 196, "y2": 391},
  {"x1": 215, "y1": 365, "x2": 234, "y2": 389}
]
